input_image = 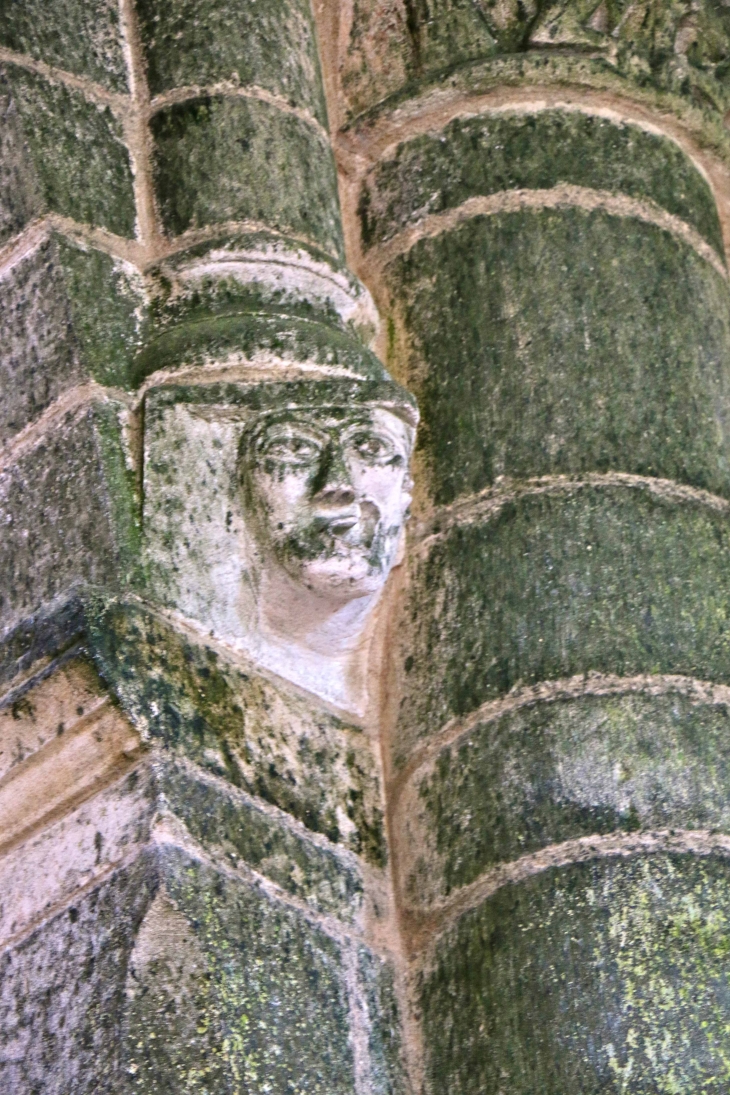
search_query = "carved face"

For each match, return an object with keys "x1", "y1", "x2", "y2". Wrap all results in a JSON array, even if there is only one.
[{"x1": 239, "y1": 406, "x2": 414, "y2": 598}]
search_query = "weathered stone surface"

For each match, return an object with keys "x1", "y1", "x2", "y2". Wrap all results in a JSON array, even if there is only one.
[
  {"x1": 361, "y1": 110, "x2": 724, "y2": 254},
  {"x1": 402, "y1": 690, "x2": 730, "y2": 902},
  {"x1": 398, "y1": 484, "x2": 730, "y2": 756},
  {"x1": 158, "y1": 758, "x2": 365, "y2": 921},
  {"x1": 421, "y1": 854, "x2": 730, "y2": 1094},
  {"x1": 3, "y1": 66, "x2": 135, "y2": 236},
  {"x1": 0, "y1": 855, "x2": 155, "y2": 1095},
  {"x1": 89, "y1": 599, "x2": 386, "y2": 864},
  {"x1": 0, "y1": 404, "x2": 139, "y2": 636},
  {"x1": 150, "y1": 96, "x2": 343, "y2": 257},
  {"x1": 0, "y1": 0, "x2": 128, "y2": 92},
  {"x1": 137, "y1": 0, "x2": 328, "y2": 122},
  {"x1": 59, "y1": 239, "x2": 146, "y2": 389},
  {"x1": 134, "y1": 305, "x2": 385, "y2": 387},
  {"x1": 148, "y1": 232, "x2": 377, "y2": 344},
  {"x1": 0, "y1": 235, "x2": 146, "y2": 445},
  {"x1": 0, "y1": 79, "x2": 43, "y2": 245},
  {"x1": 0, "y1": 766, "x2": 153, "y2": 946},
  {"x1": 358, "y1": 947, "x2": 408, "y2": 1095},
  {"x1": 339, "y1": 0, "x2": 730, "y2": 148},
  {"x1": 125, "y1": 845, "x2": 358, "y2": 1094},
  {"x1": 0, "y1": 238, "x2": 83, "y2": 445},
  {"x1": 388, "y1": 208, "x2": 730, "y2": 506},
  {"x1": 0, "y1": 597, "x2": 85, "y2": 693}
]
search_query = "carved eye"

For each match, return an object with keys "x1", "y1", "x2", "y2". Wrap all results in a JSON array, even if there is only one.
[
  {"x1": 263, "y1": 435, "x2": 321, "y2": 465},
  {"x1": 350, "y1": 432, "x2": 400, "y2": 464}
]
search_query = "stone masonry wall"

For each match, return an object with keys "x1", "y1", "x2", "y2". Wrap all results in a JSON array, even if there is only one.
[{"x1": 6, "y1": 1, "x2": 730, "y2": 1093}]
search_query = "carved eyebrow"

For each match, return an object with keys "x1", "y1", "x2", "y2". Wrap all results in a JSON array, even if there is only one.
[{"x1": 255, "y1": 422, "x2": 328, "y2": 448}]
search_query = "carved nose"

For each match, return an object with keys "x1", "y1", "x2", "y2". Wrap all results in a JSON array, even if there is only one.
[{"x1": 316, "y1": 485, "x2": 356, "y2": 508}]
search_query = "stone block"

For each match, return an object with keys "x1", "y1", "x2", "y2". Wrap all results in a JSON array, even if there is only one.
[
  {"x1": 0, "y1": 234, "x2": 146, "y2": 445},
  {"x1": 0, "y1": 854, "x2": 155, "y2": 1094},
  {"x1": 339, "y1": 0, "x2": 730, "y2": 145},
  {"x1": 361, "y1": 110, "x2": 723, "y2": 254},
  {"x1": 0, "y1": 0, "x2": 128, "y2": 92},
  {"x1": 157, "y1": 758, "x2": 365, "y2": 922},
  {"x1": 150, "y1": 96, "x2": 343, "y2": 257},
  {"x1": 389, "y1": 208, "x2": 730, "y2": 505},
  {"x1": 0, "y1": 402, "x2": 139, "y2": 637},
  {"x1": 420, "y1": 853, "x2": 730, "y2": 1093},
  {"x1": 3, "y1": 66, "x2": 136, "y2": 237},
  {"x1": 397, "y1": 483, "x2": 730, "y2": 755},
  {"x1": 125, "y1": 845, "x2": 359, "y2": 1094},
  {"x1": 0, "y1": 237, "x2": 83, "y2": 446},
  {"x1": 89, "y1": 600, "x2": 386, "y2": 865},
  {"x1": 400, "y1": 690, "x2": 730, "y2": 903},
  {"x1": 137, "y1": 0, "x2": 328, "y2": 123},
  {"x1": 0, "y1": 78, "x2": 43, "y2": 246},
  {"x1": 0, "y1": 765, "x2": 153, "y2": 947},
  {"x1": 0, "y1": 597, "x2": 86, "y2": 693},
  {"x1": 358, "y1": 946, "x2": 408, "y2": 1095}
]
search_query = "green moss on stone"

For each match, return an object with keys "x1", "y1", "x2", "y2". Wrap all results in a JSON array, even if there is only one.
[
  {"x1": 58, "y1": 239, "x2": 146, "y2": 389},
  {"x1": 89, "y1": 599, "x2": 386, "y2": 864},
  {"x1": 362, "y1": 110, "x2": 723, "y2": 254},
  {"x1": 421, "y1": 854, "x2": 730, "y2": 1094},
  {"x1": 0, "y1": 409, "x2": 125, "y2": 635},
  {"x1": 5, "y1": 66, "x2": 135, "y2": 236},
  {"x1": 412, "y1": 691, "x2": 730, "y2": 899},
  {"x1": 399, "y1": 483, "x2": 730, "y2": 750},
  {"x1": 137, "y1": 0, "x2": 327, "y2": 123},
  {"x1": 358, "y1": 948, "x2": 408, "y2": 1095},
  {"x1": 90, "y1": 400, "x2": 141, "y2": 583},
  {"x1": 0, "y1": 855, "x2": 156, "y2": 1093},
  {"x1": 0, "y1": 78, "x2": 43, "y2": 245},
  {"x1": 0, "y1": 237, "x2": 83, "y2": 444},
  {"x1": 390, "y1": 208, "x2": 730, "y2": 505},
  {"x1": 138, "y1": 845, "x2": 356, "y2": 1094},
  {"x1": 0, "y1": 0, "x2": 128, "y2": 91},
  {"x1": 150, "y1": 96, "x2": 343, "y2": 258},
  {"x1": 343, "y1": 0, "x2": 730, "y2": 153},
  {"x1": 133, "y1": 304, "x2": 391, "y2": 383},
  {"x1": 159, "y1": 759, "x2": 364, "y2": 921}
]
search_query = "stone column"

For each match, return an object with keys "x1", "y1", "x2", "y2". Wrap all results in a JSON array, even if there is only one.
[
  {"x1": 328, "y1": 1, "x2": 730, "y2": 1091},
  {"x1": 0, "y1": 2, "x2": 407, "y2": 1091}
]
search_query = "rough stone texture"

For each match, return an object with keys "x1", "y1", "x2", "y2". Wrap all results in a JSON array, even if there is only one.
[
  {"x1": 2, "y1": 66, "x2": 136, "y2": 237},
  {"x1": 137, "y1": 0, "x2": 328, "y2": 122},
  {"x1": 0, "y1": 766, "x2": 153, "y2": 946},
  {"x1": 0, "y1": 856, "x2": 155, "y2": 1095},
  {"x1": 338, "y1": 0, "x2": 730, "y2": 145},
  {"x1": 398, "y1": 484, "x2": 730, "y2": 754},
  {"x1": 0, "y1": 405, "x2": 138, "y2": 637},
  {"x1": 157, "y1": 758, "x2": 365, "y2": 921},
  {"x1": 0, "y1": 233, "x2": 144, "y2": 444},
  {"x1": 151, "y1": 96, "x2": 344, "y2": 257},
  {"x1": 9, "y1": 0, "x2": 730, "y2": 1089},
  {"x1": 0, "y1": 78, "x2": 43, "y2": 246},
  {"x1": 89, "y1": 599, "x2": 386, "y2": 865},
  {"x1": 360, "y1": 110, "x2": 724, "y2": 254},
  {"x1": 358, "y1": 947, "x2": 408, "y2": 1095},
  {"x1": 0, "y1": 0, "x2": 129, "y2": 92},
  {"x1": 403, "y1": 690, "x2": 730, "y2": 902},
  {"x1": 388, "y1": 209, "x2": 730, "y2": 507},
  {"x1": 0, "y1": 238, "x2": 83, "y2": 445},
  {"x1": 125, "y1": 845, "x2": 358, "y2": 1095},
  {"x1": 420, "y1": 854, "x2": 730, "y2": 1094}
]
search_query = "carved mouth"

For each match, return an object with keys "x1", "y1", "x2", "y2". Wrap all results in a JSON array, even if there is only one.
[{"x1": 330, "y1": 516, "x2": 358, "y2": 536}]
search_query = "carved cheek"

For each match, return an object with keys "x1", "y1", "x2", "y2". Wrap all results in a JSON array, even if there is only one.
[
  {"x1": 362, "y1": 465, "x2": 408, "y2": 523},
  {"x1": 255, "y1": 468, "x2": 311, "y2": 530}
]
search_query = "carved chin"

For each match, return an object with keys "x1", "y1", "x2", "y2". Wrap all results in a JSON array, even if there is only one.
[{"x1": 289, "y1": 550, "x2": 388, "y2": 597}]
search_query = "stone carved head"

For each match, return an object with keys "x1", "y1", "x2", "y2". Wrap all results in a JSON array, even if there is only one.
[{"x1": 238, "y1": 403, "x2": 414, "y2": 603}]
